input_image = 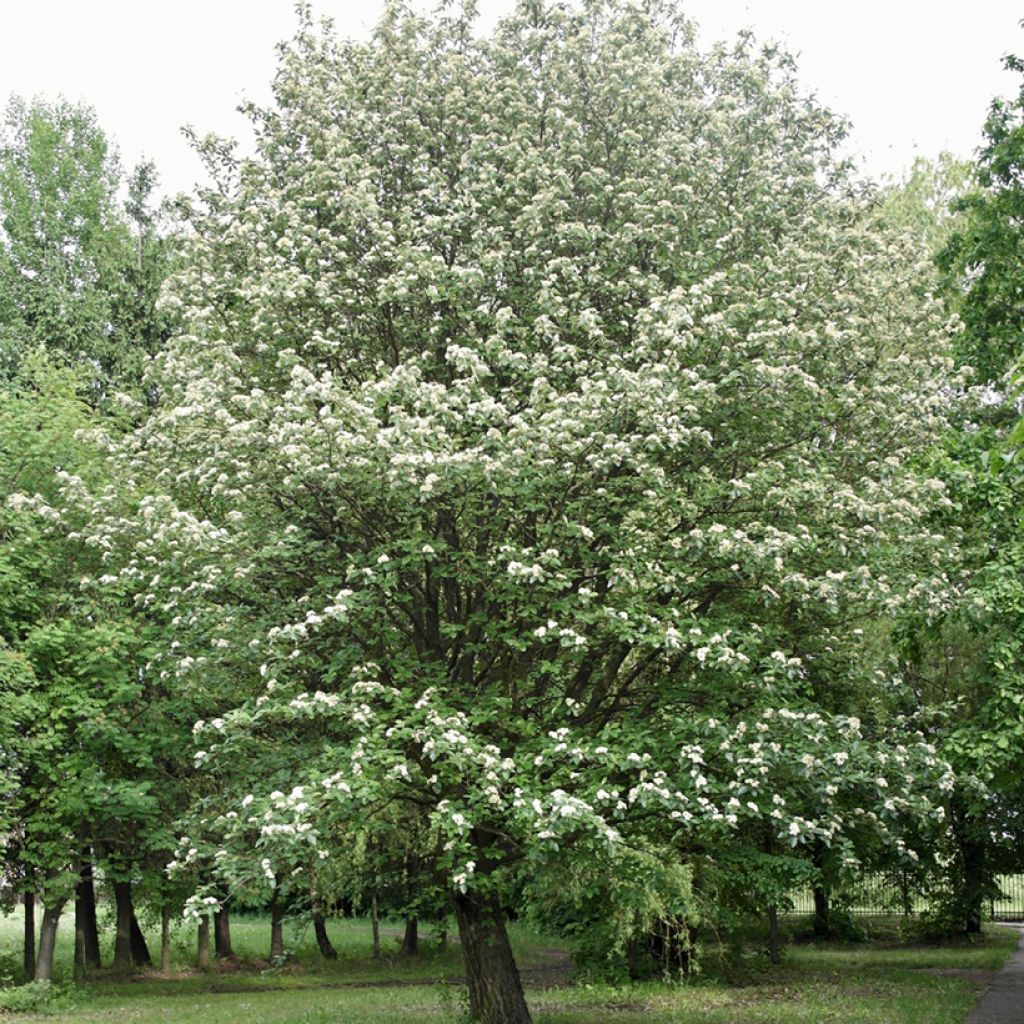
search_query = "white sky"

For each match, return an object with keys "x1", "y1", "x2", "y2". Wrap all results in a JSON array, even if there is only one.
[{"x1": 0, "y1": 1, "x2": 1020, "y2": 197}]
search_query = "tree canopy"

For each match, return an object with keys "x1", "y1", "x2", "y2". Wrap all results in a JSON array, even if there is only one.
[
  {"x1": 6, "y1": 4, "x2": 1024, "y2": 1020},
  {"x1": 63, "y1": 4, "x2": 961, "y2": 1018}
]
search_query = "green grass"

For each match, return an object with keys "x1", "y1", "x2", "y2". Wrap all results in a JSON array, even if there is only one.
[{"x1": 0, "y1": 909, "x2": 1017, "y2": 1022}]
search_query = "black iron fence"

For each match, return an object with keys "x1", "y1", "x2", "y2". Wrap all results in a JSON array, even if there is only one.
[{"x1": 785, "y1": 874, "x2": 1024, "y2": 921}]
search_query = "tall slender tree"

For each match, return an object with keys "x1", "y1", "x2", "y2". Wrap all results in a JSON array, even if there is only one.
[
  {"x1": 0, "y1": 96, "x2": 171, "y2": 399},
  {"x1": 897, "y1": 53, "x2": 1024, "y2": 933}
]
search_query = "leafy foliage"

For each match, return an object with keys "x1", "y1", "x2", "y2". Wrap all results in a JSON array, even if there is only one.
[
  {"x1": 68, "y1": 4, "x2": 961, "y2": 1008},
  {"x1": 939, "y1": 55, "x2": 1024, "y2": 386},
  {"x1": 0, "y1": 97, "x2": 172, "y2": 399}
]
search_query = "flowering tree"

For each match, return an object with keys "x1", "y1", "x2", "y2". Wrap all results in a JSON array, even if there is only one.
[{"x1": 90, "y1": 2, "x2": 958, "y2": 1020}]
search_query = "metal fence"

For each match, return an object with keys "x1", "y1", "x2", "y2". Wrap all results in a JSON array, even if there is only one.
[
  {"x1": 785, "y1": 874, "x2": 1024, "y2": 921},
  {"x1": 989, "y1": 875, "x2": 1024, "y2": 921}
]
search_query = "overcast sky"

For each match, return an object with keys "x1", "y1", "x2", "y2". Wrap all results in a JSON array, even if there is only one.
[{"x1": 0, "y1": 1, "x2": 1020, "y2": 197}]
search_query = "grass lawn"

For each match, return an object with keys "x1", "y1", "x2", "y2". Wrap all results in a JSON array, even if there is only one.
[{"x1": 0, "y1": 909, "x2": 1016, "y2": 1022}]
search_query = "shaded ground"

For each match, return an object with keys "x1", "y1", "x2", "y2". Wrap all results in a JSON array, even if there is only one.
[
  {"x1": 914, "y1": 967, "x2": 995, "y2": 983},
  {"x1": 2, "y1": 913, "x2": 1019, "y2": 1023},
  {"x1": 126, "y1": 946, "x2": 574, "y2": 997}
]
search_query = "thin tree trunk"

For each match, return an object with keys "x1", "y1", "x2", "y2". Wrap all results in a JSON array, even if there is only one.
[
  {"x1": 626, "y1": 937, "x2": 641, "y2": 980},
  {"x1": 34, "y1": 899, "x2": 65, "y2": 982},
  {"x1": 811, "y1": 841, "x2": 831, "y2": 938},
  {"x1": 130, "y1": 907, "x2": 153, "y2": 967},
  {"x1": 370, "y1": 889, "x2": 380, "y2": 959},
  {"x1": 962, "y1": 835, "x2": 986, "y2": 934},
  {"x1": 161, "y1": 905, "x2": 172, "y2": 973},
  {"x1": 812, "y1": 886, "x2": 830, "y2": 939},
  {"x1": 900, "y1": 870, "x2": 914, "y2": 917},
  {"x1": 214, "y1": 905, "x2": 233, "y2": 958},
  {"x1": 197, "y1": 917, "x2": 211, "y2": 970},
  {"x1": 951, "y1": 795, "x2": 987, "y2": 935},
  {"x1": 23, "y1": 891, "x2": 36, "y2": 980},
  {"x1": 313, "y1": 913, "x2": 337, "y2": 959},
  {"x1": 454, "y1": 890, "x2": 532, "y2": 1024},
  {"x1": 79, "y1": 858, "x2": 102, "y2": 968},
  {"x1": 74, "y1": 901, "x2": 84, "y2": 979},
  {"x1": 768, "y1": 905, "x2": 781, "y2": 965},
  {"x1": 112, "y1": 881, "x2": 134, "y2": 971},
  {"x1": 270, "y1": 897, "x2": 285, "y2": 960},
  {"x1": 402, "y1": 915, "x2": 419, "y2": 955}
]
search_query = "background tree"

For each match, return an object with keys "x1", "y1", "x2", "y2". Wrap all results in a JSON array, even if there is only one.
[
  {"x1": 896, "y1": 52, "x2": 1024, "y2": 934},
  {"x1": 877, "y1": 153, "x2": 972, "y2": 256},
  {"x1": 938, "y1": 55, "x2": 1024, "y2": 387},
  {"x1": 0, "y1": 99, "x2": 182, "y2": 975},
  {"x1": 0, "y1": 359, "x2": 118, "y2": 979},
  {"x1": 0, "y1": 96, "x2": 172, "y2": 399}
]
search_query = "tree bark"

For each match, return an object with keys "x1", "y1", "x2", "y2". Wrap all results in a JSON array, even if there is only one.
[
  {"x1": 34, "y1": 899, "x2": 65, "y2": 982},
  {"x1": 270, "y1": 897, "x2": 285, "y2": 960},
  {"x1": 812, "y1": 886, "x2": 830, "y2": 939},
  {"x1": 197, "y1": 917, "x2": 211, "y2": 970},
  {"x1": 75, "y1": 857, "x2": 102, "y2": 969},
  {"x1": 402, "y1": 916, "x2": 419, "y2": 955},
  {"x1": 130, "y1": 907, "x2": 153, "y2": 966},
  {"x1": 454, "y1": 890, "x2": 532, "y2": 1024},
  {"x1": 768, "y1": 905, "x2": 781, "y2": 965},
  {"x1": 23, "y1": 891, "x2": 36, "y2": 980},
  {"x1": 370, "y1": 889, "x2": 380, "y2": 959},
  {"x1": 161, "y1": 905, "x2": 172, "y2": 973},
  {"x1": 112, "y1": 881, "x2": 134, "y2": 971},
  {"x1": 962, "y1": 837, "x2": 986, "y2": 934},
  {"x1": 626, "y1": 937, "x2": 641, "y2": 980},
  {"x1": 214, "y1": 905, "x2": 233, "y2": 958},
  {"x1": 811, "y1": 841, "x2": 831, "y2": 938},
  {"x1": 74, "y1": 904, "x2": 84, "y2": 979},
  {"x1": 313, "y1": 913, "x2": 337, "y2": 959}
]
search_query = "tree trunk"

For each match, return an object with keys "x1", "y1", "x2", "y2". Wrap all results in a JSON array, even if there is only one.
[
  {"x1": 214, "y1": 905, "x2": 233, "y2": 958},
  {"x1": 768, "y1": 905, "x2": 781, "y2": 965},
  {"x1": 963, "y1": 854, "x2": 985, "y2": 933},
  {"x1": 23, "y1": 891, "x2": 36, "y2": 980},
  {"x1": 161, "y1": 905, "x2": 172, "y2": 973},
  {"x1": 197, "y1": 917, "x2": 211, "y2": 970},
  {"x1": 34, "y1": 899, "x2": 65, "y2": 982},
  {"x1": 112, "y1": 881, "x2": 134, "y2": 971},
  {"x1": 812, "y1": 885, "x2": 830, "y2": 938},
  {"x1": 76, "y1": 858, "x2": 102, "y2": 969},
  {"x1": 810, "y1": 839, "x2": 832, "y2": 938},
  {"x1": 130, "y1": 907, "x2": 153, "y2": 966},
  {"x1": 951, "y1": 796, "x2": 987, "y2": 935},
  {"x1": 370, "y1": 889, "x2": 380, "y2": 959},
  {"x1": 454, "y1": 890, "x2": 532, "y2": 1024},
  {"x1": 626, "y1": 937, "x2": 642, "y2": 980},
  {"x1": 313, "y1": 913, "x2": 337, "y2": 959},
  {"x1": 402, "y1": 916, "x2": 419, "y2": 955},
  {"x1": 74, "y1": 903, "x2": 84, "y2": 979},
  {"x1": 270, "y1": 898, "x2": 285, "y2": 960}
]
